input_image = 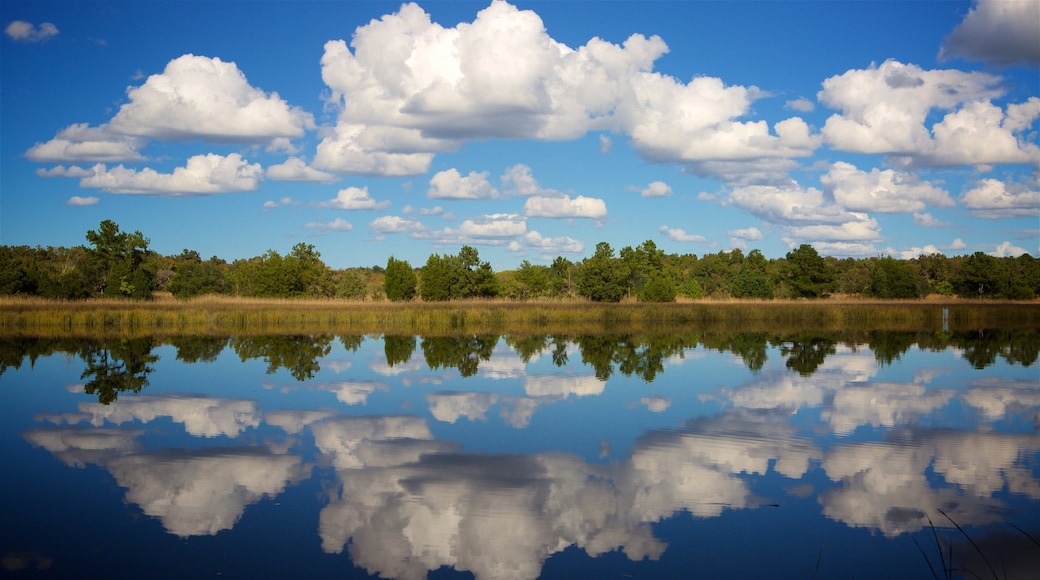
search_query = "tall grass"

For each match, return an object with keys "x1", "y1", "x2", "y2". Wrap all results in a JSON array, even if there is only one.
[{"x1": 1, "y1": 295, "x2": 1037, "y2": 338}]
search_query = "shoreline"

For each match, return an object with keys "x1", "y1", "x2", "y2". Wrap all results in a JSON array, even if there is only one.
[{"x1": 1, "y1": 295, "x2": 1037, "y2": 338}]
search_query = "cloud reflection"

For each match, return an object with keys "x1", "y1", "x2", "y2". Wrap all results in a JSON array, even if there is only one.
[{"x1": 39, "y1": 394, "x2": 261, "y2": 437}]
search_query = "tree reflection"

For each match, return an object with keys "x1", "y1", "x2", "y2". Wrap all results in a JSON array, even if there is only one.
[
  {"x1": 781, "y1": 336, "x2": 837, "y2": 376},
  {"x1": 383, "y1": 335, "x2": 416, "y2": 367},
  {"x1": 79, "y1": 337, "x2": 158, "y2": 404},
  {"x1": 168, "y1": 336, "x2": 229, "y2": 363},
  {"x1": 421, "y1": 335, "x2": 498, "y2": 377},
  {"x1": 230, "y1": 335, "x2": 333, "y2": 381}
]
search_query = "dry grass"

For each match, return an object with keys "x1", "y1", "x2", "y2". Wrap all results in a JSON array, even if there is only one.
[{"x1": 0, "y1": 295, "x2": 1037, "y2": 338}]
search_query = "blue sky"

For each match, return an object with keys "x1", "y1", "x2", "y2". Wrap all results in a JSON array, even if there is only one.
[{"x1": 2, "y1": 0, "x2": 1038, "y2": 269}]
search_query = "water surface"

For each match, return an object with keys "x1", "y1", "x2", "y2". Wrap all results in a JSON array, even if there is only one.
[{"x1": 2, "y1": 330, "x2": 1038, "y2": 578}]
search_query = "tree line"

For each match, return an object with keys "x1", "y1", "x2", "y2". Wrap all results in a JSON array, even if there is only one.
[{"x1": 1, "y1": 220, "x2": 1038, "y2": 302}]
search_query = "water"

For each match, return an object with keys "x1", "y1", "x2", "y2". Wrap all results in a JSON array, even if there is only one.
[{"x1": 1, "y1": 330, "x2": 1038, "y2": 579}]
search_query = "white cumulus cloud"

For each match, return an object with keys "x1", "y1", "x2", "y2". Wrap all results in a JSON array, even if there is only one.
[
  {"x1": 639, "y1": 181, "x2": 672, "y2": 197},
  {"x1": 370, "y1": 215, "x2": 429, "y2": 235},
  {"x1": 822, "y1": 161, "x2": 953, "y2": 213},
  {"x1": 107, "y1": 54, "x2": 314, "y2": 147},
  {"x1": 317, "y1": 186, "x2": 391, "y2": 210},
  {"x1": 818, "y1": 60, "x2": 1038, "y2": 167},
  {"x1": 266, "y1": 157, "x2": 337, "y2": 182},
  {"x1": 79, "y1": 153, "x2": 263, "y2": 195},
  {"x1": 524, "y1": 194, "x2": 606, "y2": 219},
  {"x1": 428, "y1": 169, "x2": 499, "y2": 199},
  {"x1": 659, "y1": 225, "x2": 707, "y2": 243},
  {"x1": 25, "y1": 124, "x2": 145, "y2": 163},
  {"x1": 960, "y1": 178, "x2": 1040, "y2": 218}
]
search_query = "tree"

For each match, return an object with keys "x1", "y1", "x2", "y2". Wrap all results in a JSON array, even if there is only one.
[
  {"x1": 576, "y1": 242, "x2": 629, "y2": 302},
  {"x1": 954, "y1": 252, "x2": 1001, "y2": 298},
  {"x1": 453, "y1": 245, "x2": 498, "y2": 298},
  {"x1": 782, "y1": 244, "x2": 835, "y2": 298},
  {"x1": 513, "y1": 260, "x2": 551, "y2": 299},
  {"x1": 384, "y1": 256, "x2": 416, "y2": 301},
  {"x1": 420, "y1": 253, "x2": 455, "y2": 301},
  {"x1": 169, "y1": 250, "x2": 230, "y2": 298},
  {"x1": 868, "y1": 256, "x2": 923, "y2": 299},
  {"x1": 336, "y1": 269, "x2": 368, "y2": 299},
  {"x1": 85, "y1": 220, "x2": 155, "y2": 298},
  {"x1": 639, "y1": 270, "x2": 677, "y2": 302},
  {"x1": 731, "y1": 249, "x2": 774, "y2": 299}
]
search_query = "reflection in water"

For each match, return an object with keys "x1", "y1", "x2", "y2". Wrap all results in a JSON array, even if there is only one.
[
  {"x1": 23, "y1": 427, "x2": 308, "y2": 537},
  {"x1": 79, "y1": 338, "x2": 158, "y2": 404},
  {"x1": 5, "y1": 329, "x2": 1040, "y2": 578}
]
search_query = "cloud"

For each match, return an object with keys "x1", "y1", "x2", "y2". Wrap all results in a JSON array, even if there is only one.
[
  {"x1": 37, "y1": 165, "x2": 94, "y2": 178},
  {"x1": 889, "y1": 244, "x2": 943, "y2": 260},
  {"x1": 315, "y1": 1, "x2": 816, "y2": 178},
  {"x1": 427, "y1": 168, "x2": 499, "y2": 199},
  {"x1": 107, "y1": 54, "x2": 314, "y2": 147},
  {"x1": 48, "y1": 395, "x2": 262, "y2": 438},
  {"x1": 949, "y1": 238, "x2": 968, "y2": 250},
  {"x1": 599, "y1": 134, "x2": 613, "y2": 153},
  {"x1": 940, "y1": 0, "x2": 1040, "y2": 65},
  {"x1": 991, "y1": 241, "x2": 1028, "y2": 257},
  {"x1": 508, "y1": 231, "x2": 584, "y2": 255},
  {"x1": 821, "y1": 161, "x2": 952, "y2": 213},
  {"x1": 785, "y1": 98, "x2": 815, "y2": 112},
  {"x1": 25, "y1": 124, "x2": 145, "y2": 163},
  {"x1": 369, "y1": 215, "x2": 429, "y2": 235},
  {"x1": 960, "y1": 178, "x2": 1040, "y2": 218},
  {"x1": 728, "y1": 227, "x2": 764, "y2": 241},
  {"x1": 79, "y1": 153, "x2": 263, "y2": 195},
  {"x1": 912, "y1": 212, "x2": 949, "y2": 227},
  {"x1": 818, "y1": 60, "x2": 1038, "y2": 166},
  {"x1": 105, "y1": 448, "x2": 307, "y2": 537},
  {"x1": 427, "y1": 392, "x2": 499, "y2": 423},
  {"x1": 313, "y1": 124, "x2": 436, "y2": 176},
  {"x1": 639, "y1": 181, "x2": 672, "y2": 198},
  {"x1": 266, "y1": 157, "x2": 337, "y2": 182},
  {"x1": 524, "y1": 194, "x2": 606, "y2": 219},
  {"x1": 304, "y1": 218, "x2": 354, "y2": 232},
  {"x1": 659, "y1": 225, "x2": 707, "y2": 243},
  {"x1": 66, "y1": 196, "x2": 99, "y2": 206},
  {"x1": 501, "y1": 164, "x2": 562, "y2": 197},
  {"x1": 317, "y1": 186, "x2": 391, "y2": 210},
  {"x1": 4, "y1": 20, "x2": 58, "y2": 42},
  {"x1": 265, "y1": 409, "x2": 337, "y2": 434},
  {"x1": 640, "y1": 396, "x2": 671, "y2": 412},
  {"x1": 455, "y1": 213, "x2": 527, "y2": 238}
]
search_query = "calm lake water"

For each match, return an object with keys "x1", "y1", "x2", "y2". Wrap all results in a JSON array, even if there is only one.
[{"x1": 2, "y1": 330, "x2": 1038, "y2": 579}]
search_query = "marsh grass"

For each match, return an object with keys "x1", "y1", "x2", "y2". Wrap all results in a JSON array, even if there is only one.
[{"x1": 1, "y1": 295, "x2": 1037, "y2": 338}]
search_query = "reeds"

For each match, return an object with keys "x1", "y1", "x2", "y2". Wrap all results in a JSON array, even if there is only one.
[{"x1": 1, "y1": 295, "x2": 1037, "y2": 338}]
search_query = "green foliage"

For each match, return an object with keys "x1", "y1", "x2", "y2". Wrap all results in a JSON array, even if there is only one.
[
  {"x1": 868, "y1": 256, "x2": 923, "y2": 299},
  {"x1": 731, "y1": 251, "x2": 774, "y2": 299},
  {"x1": 170, "y1": 252, "x2": 230, "y2": 298},
  {"x1": 384, "y1": 256, "x2": 417, "y2": 302},
  {"x1": 577, "y1": 242, "x2": 629, "y2": 302},
  {"x1": 85, "y1": 220, "x2": 155, "y2": 298},
  {"x1": 79, "y1": 338, "x2": 158, "y2": 404},
  {"x1": 783, "y1": 244, "x2": 835, "y2": 298},
  {"x1": 639, "y1": 271, "x2": 677, "y2": 302},
  {"x1": 955, "y1": 252, "x2": 1001, "y2": 298},
  {"x1": 336, "y1": 269, "x2": 368, "y2": 299},
  {"x1": 512, "y1": 260, "x2": 552, "y2": 299},
  {"x1": 420, "y1": 246, "x2": 497, "y2": 301},
  {"x1": 420, "y1": 253, "x2": 454, "y2": 301}
]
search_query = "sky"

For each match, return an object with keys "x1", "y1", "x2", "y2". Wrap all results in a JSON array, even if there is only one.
[{"x1": 1, "y1": 0, "x2": 1038, "y2": 270}]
